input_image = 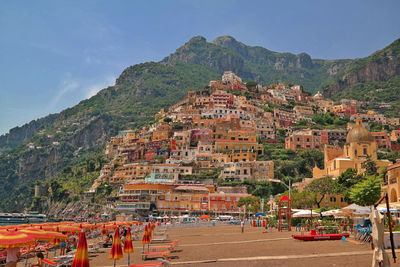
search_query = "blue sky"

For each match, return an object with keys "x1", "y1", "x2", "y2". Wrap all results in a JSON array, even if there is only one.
[{"x1": 1, "y1": 0, "x2": 399, "y2": 135}]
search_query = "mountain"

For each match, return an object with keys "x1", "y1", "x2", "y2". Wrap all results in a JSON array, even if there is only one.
[
  {"x1": 0, "y1": 114, "x2": 58, "y2": 154},
  {"x1": 323, "y1": 38, "x2": 400, "y2": 98},
  {"x1": 0, "y1": 35, "x2": 399, "y2": 212},
  {"x1": 0, "y1": 62, "x2": 219, "y2": 211},
  {"x1": 162, "y1": 36, "x2": 352, "y2": 93}
]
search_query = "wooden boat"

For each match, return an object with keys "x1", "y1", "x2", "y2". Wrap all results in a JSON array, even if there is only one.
[{"x1": 292, "y1": 233, "x2": 350, "y2": 241}]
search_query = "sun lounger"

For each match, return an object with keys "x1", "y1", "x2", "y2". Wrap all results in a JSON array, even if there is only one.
[
  {"x1": 130, "y1": 260, "x2": 170, "y2": 267},
  {"x1": 141, "y1": 250, "x2": 170, "y2": 260},
  {"x1": 148, "y1": 245, "x2": 175, "y2": 252},
  {"x1": 88, "y1": 241, "x2": 102, "y2": 253},
  {"x1": 151, "y1": 234, "x2": 169, "y2": 242}
]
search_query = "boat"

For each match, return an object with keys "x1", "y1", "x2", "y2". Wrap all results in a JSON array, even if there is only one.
[
  {"x1": 25, "y1": 211, "x2": 47, "y2": 223},
  {"x1": 0, "y1": 213, "x2": 28, "y2": 225},
  {"x1": 292, "y1": 233, "x2": 350, "y2": 241}
]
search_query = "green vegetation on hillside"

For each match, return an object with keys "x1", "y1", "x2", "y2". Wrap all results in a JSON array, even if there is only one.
[{"x1": 0, "y1": 62, "x2": 219, "y2": 212}]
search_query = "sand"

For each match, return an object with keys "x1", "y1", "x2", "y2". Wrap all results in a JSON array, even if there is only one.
[{"x1": 16, "y1": 224, "x2": 400, "y2": 266}]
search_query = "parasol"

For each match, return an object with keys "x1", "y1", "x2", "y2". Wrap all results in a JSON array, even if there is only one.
[
  {"x1": 124, "y1": 227, "x2": 134, "y2": 265},
  {"x1": 109, "y1": 227, "x2": 123, "y2": 267},
  {"x1": 0, "y1": 231, "x2": 35, "y2": 248},
  {"x1": 71, "y1": 231, "x2": 90, "y2": 267}
]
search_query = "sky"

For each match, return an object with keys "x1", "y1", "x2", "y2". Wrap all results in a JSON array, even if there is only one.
[{"x1": 1, "y1": 0, "x2": 399, "y2": 135}]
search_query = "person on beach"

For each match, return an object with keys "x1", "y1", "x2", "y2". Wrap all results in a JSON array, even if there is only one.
[
  {"x1": 241, "y1": 220, "x2": 244, "y2": 233},
  {"x1": 5, "y1": 247, "x2": 20, "y2": 267},
  {"x1": 59, "y1": 240, "x2": 67, "y2": 255},
  {"x1": 31, "y1": 252, "x2": 44, "y2": 267}
]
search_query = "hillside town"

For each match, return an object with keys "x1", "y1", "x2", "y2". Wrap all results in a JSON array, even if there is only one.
[{"x1": 88, "y1": 71, "x2": 400, "y2": 217}]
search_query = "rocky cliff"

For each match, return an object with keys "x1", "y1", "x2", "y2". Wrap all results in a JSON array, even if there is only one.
[
  {"x1": 163, "y1": 35, "x2": 351, "y2": 93},
  {"x1": 323, "y1": 38, "x2": 400, "y2": 97}
]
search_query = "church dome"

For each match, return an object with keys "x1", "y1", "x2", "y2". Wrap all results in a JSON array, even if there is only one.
[{"x1": 346, "y1": 117, "x2": 374, "y2": 143}]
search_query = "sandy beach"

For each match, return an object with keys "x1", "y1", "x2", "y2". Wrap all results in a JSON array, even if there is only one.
[{"x1": 56, "y1": 224, "x2": 399, "y2": 267}]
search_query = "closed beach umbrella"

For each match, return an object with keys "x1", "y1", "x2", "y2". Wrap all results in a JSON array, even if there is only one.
[
  {"x1": 124, "y1": 227, "x2": 134, "y2": 265},
  {"x1": 148, "y1": 224, "x2": 152, "y2": 241},
  {"x1": 110, "y1": 227, "x2": 123, "y2": 267},
  {"x1": 71, "y1": 231, "x2": 89, "y2": 267},
  {"x1": 141, "y1": 225, "x2": 150, "y2": 250},
  {"x1": 0, "y1": 231, "x2": 35, "y2": 248}
]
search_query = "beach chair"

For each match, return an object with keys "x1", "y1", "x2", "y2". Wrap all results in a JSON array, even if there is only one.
[
  {"x1": 148, "y1": 243, "x2": 176, "y2": 252},
  {"x1": 151, "y1": 234, "x2": 169, "y2": 242},
  {"x1": 43, "y1": 258, "x2": 57, "y2": 266},
  {"x1": 88, "y1": 241, "x2": 101, "y2": 253},
  {"x1": 141, "y1": 250, "x2": 170, "y2": 260},
  {"x1": 130, "y1": 258, "x2": 170, "y2": 267}
]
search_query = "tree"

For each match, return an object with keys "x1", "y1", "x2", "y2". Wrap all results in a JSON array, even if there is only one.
[
  {"x1": 349, "y1": 176, "x2": 382, "y2": 206},
  {"x1": 299, "y1": 150, "x2": 324, "y2": 169},
  {"x1": 278, "y1": 190, "x2": 315, "y2": 209},
  {"x1": 305, "y1": 177, "x2": 335, "y2": 208},
  {"x1": 238, "y1": 196, "x2": 260, "y2": 214},
  {"x1": 362, "y1": 156, "x2": 378, "y2": 176},
  {"x1": 334, "y1": 168, "x2": 364, "y2": 202}
]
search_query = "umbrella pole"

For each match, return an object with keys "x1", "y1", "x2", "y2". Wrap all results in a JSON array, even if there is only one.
[
  {"x1": 114, "y1": 259, "x2": 116, "y2": 267},
  {"x1": 128, "y1": 253, "x2": 130, "y2": 266},
  {"x1": 385, "y1": 193, "x2": 397, "y2": 263}
]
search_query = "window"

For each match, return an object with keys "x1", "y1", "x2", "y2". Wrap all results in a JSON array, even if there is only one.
[{"x1": 363, "y1": 148, "x2": 367, "y2": 155}]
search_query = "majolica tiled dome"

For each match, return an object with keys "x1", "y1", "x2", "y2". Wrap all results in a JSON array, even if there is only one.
[{"x1": 346, "y1": 117, "x2": 374, "y2": 144}]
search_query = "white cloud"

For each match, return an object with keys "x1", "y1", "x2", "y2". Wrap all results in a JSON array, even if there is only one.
[
  {"x1": 85, "y1": 75, "x2": 116, "y2": 98},
  {"x1": 48, "y1": 74, "x2": 116, "y2": 112},
  {"x1": 50, "y1": 74, "x2": 79, "y2": 109}
]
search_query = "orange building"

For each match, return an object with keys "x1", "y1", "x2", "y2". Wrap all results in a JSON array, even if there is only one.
[
  {"x1": 371, "y1": 131, "x2": 391, "y2": 150},
  {"x1": 391, "y1": 130, "x2": 400, "y2": 142},
  {"x1": 109, "y1": 163, "x2": 152, "y2": 184},
  {"x1": 285, "y1": 130, "x2": 324, "y2": 151},
  {"x1": 158, "y1": 185, "x2": 212, "y2": 214},
  {"x1": 152, "y1": 123, "x2": 172, "y2": 141},
  {"x1": 210, "y1": 191, "x2": 248, "y2": 214}
]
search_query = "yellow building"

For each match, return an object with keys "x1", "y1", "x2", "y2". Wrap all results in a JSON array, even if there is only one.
[
  {"x1": 386, "y1": 162, "x2": 400, "y2": 203},
  {"x1": 313, "y1": 117, "x2": 391, "y2": 178},
  {"x1": 152, "y1": 123, "x2": 172, "y2": 141}
]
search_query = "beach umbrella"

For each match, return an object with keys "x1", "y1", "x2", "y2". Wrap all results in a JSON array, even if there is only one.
[
  {"x1": 147, "y1": 224, "x2": 152, "y2": 241},
  {"x1": 19, "y1": 229, "x2": 68, "y2": 242},
  {"x1": 71, "y1": 231, "x2": 89, "y2": 267},
  {"x1": 292, "y1": 210, "x2": 320, "y2": 218},
  {"x1": 58, "y1": 226, "x2": 82, "y2": 233},
  {"x1": 109, "y1": 227, "x2": 123, "y2": 267},
  {"x1": 0, "y1": 231, "x2": 35, "y2": 248},
  {"x1": 141, "y1": 225, "x2": 150, "y2": 251},
  {"x1": 124, "y1": 227, "x2": 134, "y2": 266},
  {"x1": 199, "y1": 215, "x2": 210, "y2": 220}
]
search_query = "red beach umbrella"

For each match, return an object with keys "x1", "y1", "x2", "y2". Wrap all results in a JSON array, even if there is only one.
[
  {"x1": 141, "y1": 225, "x2": 150, "y2": 250},
  {"x1": 109, "y1": 227, "x2": 123, "y2": 266},
  {"x1": 124, "y1": 227, "x2": 134, "y2": 265},
  {"x1": 71, "y1": 231, "x2": 89, "y2": 267},
  {"x1": 199, "y1": 215, "x2": 210, "y2": 220},
  {"x1": 0, "y1": 231, "x2": 35, "y2": 248}
]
